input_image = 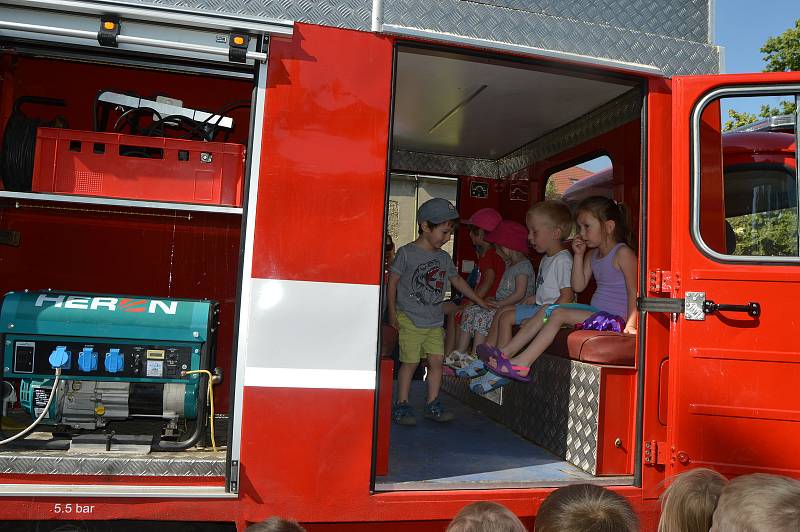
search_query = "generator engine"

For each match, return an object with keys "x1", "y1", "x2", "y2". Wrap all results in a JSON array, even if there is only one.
[{"x1": 1, "y1": 291, "x2": 216, "y2": 434}]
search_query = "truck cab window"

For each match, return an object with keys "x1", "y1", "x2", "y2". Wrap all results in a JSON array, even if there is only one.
[{"x1": 696, "y1": 93, "x2": 799, "y2": 258}]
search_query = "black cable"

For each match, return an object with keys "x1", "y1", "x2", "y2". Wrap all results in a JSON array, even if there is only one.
[
  {"x1": 1, "y1": 96, "x2": 66, "y2": 192},
  {"x1": 182, "y1": 100, "x2": 251, "y2": 141},
  {"x1": 112, "y1": 107, "x2": 162, "y2": 133}
]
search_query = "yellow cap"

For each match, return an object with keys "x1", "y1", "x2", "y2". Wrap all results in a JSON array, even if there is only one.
[
  {"x1": 233, "y1": 36, "x2": 245, "y2": 46},
  {"x1": 94, "y1": 405, "x2": 106, "y2": 416},
  {"x1": 103, "y1": 21, "x2": 116, "y2": 30}
]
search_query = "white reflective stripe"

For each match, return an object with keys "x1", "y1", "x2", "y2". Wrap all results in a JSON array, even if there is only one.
[
  {"x1": 244, "y1": 278, "x2": 381, "y2": 389},
  {"x1": 244, "y1": 368, "x2": 376, "y2": 390}
]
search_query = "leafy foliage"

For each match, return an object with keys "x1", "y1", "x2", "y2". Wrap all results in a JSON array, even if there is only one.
[
  {"x1": 761, "y1": 19, "x2": 800, "y2": 72},
  {"x1": 729, "y1": 209, "x2": 798, "y2": 256},
  {"x1": 723, "y1": 109, "x2": 759, "y2": 131}
]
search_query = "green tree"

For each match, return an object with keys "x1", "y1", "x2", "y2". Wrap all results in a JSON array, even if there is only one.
[
  {"x1": 545, "y1": 177, "x2": 558, "y2": 200},
  {"x1": 761, "y1": 18, "x2": 800, "y2": 72},
  {"x1": 723, "y1": 109, "x2": 758, "y2": 131},
  {"x1": 723, "y1": 19, "x2": 799, "y2": 131}
]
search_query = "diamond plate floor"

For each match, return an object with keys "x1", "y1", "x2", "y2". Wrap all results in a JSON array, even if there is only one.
[{"x1": 375, "y1": 382, "x2": 631, "y2": 491}]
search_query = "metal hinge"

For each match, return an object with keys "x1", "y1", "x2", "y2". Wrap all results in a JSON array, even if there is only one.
[
  {"x1": 229, "y1": 460, "x2": 239, "y2": 493},
  {"x1": 644, "y1": 441, "x2": 691, "y2": 466},
  {"x1": 648, "y1": 269, "x2": 680, "y2": 295},
  {"x1": 644, "y1": 440, "x2": 668, "y2": 466}
]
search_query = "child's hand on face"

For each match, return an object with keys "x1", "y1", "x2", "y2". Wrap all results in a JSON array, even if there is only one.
[{"x1": 572, "y1": 235, "x2": 587, "y2": 256}]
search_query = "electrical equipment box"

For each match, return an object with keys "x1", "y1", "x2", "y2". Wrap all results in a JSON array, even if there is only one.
[{"x1": 0, "y1": 290, "x2": 217, "y2": 429}]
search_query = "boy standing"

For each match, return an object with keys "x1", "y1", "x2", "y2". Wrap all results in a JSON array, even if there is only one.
[{"x1": 388, "y1": 198, "x2": 486, "y2": 425}]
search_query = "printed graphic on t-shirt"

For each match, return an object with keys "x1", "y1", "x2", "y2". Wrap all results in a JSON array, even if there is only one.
[{"x1": 411, "y1": 259, "x2": 446, "y2": 305}]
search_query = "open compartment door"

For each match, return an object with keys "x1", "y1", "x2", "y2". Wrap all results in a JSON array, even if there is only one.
[{"x1": 665, "y1": 72, "x2": 800, "y2": 478}]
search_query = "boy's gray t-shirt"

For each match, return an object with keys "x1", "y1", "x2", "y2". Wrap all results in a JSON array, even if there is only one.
[{"x1": 391, "y1": 243, "x2": 458, "y2": 328}]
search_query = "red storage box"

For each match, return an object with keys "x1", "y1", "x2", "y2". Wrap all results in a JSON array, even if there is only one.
[{"x1": 32, "y1": 128, "x2": 245, "y2": 207}]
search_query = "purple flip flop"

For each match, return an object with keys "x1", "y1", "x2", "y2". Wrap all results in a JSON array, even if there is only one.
[
  {"x1": 486, "y1": 353, "x2": 531, "y2": 383},
  {"x1": 476, "y1": 343, "x2": 503, "y2": 363}
]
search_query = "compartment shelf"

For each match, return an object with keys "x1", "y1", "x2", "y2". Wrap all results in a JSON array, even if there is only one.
[{"x1": 0, "y1": 190, "x2": 244, "y2": 214}]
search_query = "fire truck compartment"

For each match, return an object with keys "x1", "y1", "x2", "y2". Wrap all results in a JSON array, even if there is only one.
[
  {"x1": 0, "y1": 39, "x2": 252, "y2": 484},
  {"x1": 377, "y1": 45, "x2": 643, "y2": 488}
]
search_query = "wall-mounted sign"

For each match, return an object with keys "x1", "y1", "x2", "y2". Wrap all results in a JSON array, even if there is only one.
[
  {"x1": 470, "y1": 181, "x2": 489, "y2": 198},
  {"x1": 509, "y1": 181, "x2": 529, "y2": 202}
]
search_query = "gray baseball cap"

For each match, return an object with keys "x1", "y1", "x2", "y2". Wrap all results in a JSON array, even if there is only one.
[{"x1": 417, "y1": 198, "x2": 459, "y2": 224}]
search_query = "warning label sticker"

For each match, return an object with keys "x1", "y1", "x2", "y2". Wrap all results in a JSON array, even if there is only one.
[{"x1": 33, "y1": 386, "x2": 52, "y2": 417}]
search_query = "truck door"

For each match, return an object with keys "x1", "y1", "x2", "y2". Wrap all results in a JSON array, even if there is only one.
[{"x1": 665, "y1": 72, "x2": 800, "y2": 478}]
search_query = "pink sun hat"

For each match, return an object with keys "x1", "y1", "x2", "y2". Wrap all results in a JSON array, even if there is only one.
[
  {"x1": 461, "y1": 208, "x2": 502, "y2": 232},
  {"x1": 485, "y1": 220, "x2": 529, "y2": 253}
]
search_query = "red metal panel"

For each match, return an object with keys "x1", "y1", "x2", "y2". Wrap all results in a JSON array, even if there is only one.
[
  {"x1": 375, "y1": 357, "x2": 394, "y2": 476},
  {"x1": 667, "y1": 71, "x2": 800, "y2": 480},
  {"x1": 641, "y1": 78, "x2": 672, "y2": 498},
  {"x1": 250, "y1": 24, "x2": 393, "y2": 285},
  {"x1": 596, "y1": 368, "x2": 636, "y2": 475}
]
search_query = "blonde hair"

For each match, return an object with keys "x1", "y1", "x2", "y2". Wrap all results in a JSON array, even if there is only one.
[
  {"x1": 528, "y1": 200, "x2": 573, "y2": 239},
  {"x1": 658, "y1": 468, "x2": 727, "y2": 532},
  {"x1": 446, "y1": 501, "x2": 526, "y2": 532},
  {"x1": 535, "y1": 484, "x2": 639, "y2": 532},
  {"x1": 711, "y1": 473, "x2": 800, "y2": 532}
]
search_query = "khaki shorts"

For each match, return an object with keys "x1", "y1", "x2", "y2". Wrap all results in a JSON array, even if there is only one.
[{"x1": 397, "y1": 312, "x2": 444, "y2": 364}]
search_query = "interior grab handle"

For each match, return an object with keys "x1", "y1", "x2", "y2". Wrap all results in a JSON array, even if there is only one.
[{"x1": 702, "y1": 300, "x2": 761, "y2": 318}]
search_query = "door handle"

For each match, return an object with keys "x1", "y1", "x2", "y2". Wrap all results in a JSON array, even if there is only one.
[{"x1": 702, "y1": 300, "x2": 761, "y2": 318}]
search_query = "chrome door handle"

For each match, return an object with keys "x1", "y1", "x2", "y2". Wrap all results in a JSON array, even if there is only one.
[{"x1": 702, "y1": 300, "x2": 761, "y2": 318}]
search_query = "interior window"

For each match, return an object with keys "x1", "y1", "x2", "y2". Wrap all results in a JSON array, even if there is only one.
[
  {"x1": 550, "y1": 155, "x2": 613, "y2": 205},
  {"x1": 696, "y1": 93, "x2": 799, "y2": 257}
]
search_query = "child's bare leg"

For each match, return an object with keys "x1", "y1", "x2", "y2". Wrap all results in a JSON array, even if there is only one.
[
  {"x1": 498, "y1": 307, "x2": 549, "y2": 357},
  {"x1": 426, "y1": 354, "x2": 444, "y2": 402},
  {"x1": 455, "y1": 326, "x2": 471, "y2": 353},
  {"x1": 472, "y1": 332, "x2": 487, "y2": 354},
  {"x1": 495, "y1": 308, "x2": 518, "y2": 348},
  {"x1": 396, "y1": 361, "x2": 418, "y2": 403},
  {"x1": 486, "y1": 307, "x2": 513, "y2": 346},
  {"x1": 443, "y1": 302, "x2": 459, "y2": 354},
  {"x1": 500, "y1": 309, "x2": 593, "y2": 371}
]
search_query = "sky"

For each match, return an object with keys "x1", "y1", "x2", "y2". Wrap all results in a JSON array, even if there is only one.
[{"x1": 579, "y1": 2, "x2": 799, "y2": 172}]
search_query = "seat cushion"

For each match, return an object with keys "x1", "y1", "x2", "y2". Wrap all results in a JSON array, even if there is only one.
[
  {"x1": 546, "y1": 328, "x2": 635, "y2": 366},
  {"x1": 567, "y1": 329, "x2": 635, "y2": 366}
]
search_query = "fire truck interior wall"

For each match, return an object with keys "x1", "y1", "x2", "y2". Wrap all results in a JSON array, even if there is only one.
[
  {"x1": 0, "y1": 52, "x2": 253, "y2": 416},
  {"x1": 378, "y1": 46, "x2": 645, "y2": 489}
]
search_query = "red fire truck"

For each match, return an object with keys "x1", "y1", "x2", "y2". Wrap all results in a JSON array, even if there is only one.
[{"x1": 0, "y1": 1, "x2": 797, "y2": 530}]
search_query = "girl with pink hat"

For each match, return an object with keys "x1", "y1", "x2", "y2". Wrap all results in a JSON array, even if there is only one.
[
  {"x1": 443, "y1": 208, "x2": 505, "y2": 361},
  {"x1": 448, "y1": 220, "x2": 535, "y2": 366}
]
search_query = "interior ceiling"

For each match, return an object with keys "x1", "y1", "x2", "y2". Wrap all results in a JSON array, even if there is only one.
[{"x1": 393, "y1": 47, "x2": 635, "y2": 160}]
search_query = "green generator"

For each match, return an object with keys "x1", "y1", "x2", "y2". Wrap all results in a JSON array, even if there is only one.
[{"x1": 1, "y1": 290, "x2": 216, "y2": 442}]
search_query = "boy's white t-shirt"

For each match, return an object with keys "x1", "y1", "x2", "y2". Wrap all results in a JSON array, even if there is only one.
[{"x1": 535, "y1": 249, "x2": 573, "y2": 305}]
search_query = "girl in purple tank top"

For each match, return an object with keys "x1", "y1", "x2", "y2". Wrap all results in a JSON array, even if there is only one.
[{"x1": 478, "y1": 196, "x2": 637, "y2": 386}]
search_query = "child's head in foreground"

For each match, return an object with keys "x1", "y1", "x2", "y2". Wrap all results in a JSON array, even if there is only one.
[
  {"x1": 658, "y1": 467, "x2": 727, "y2": 532},
  {"x1": 535, "y1": 483, "x2": 639, "y2": 532},
  {"x1": 710, "y1": 473, "x2": 800, "y2": 532},
  {"x1": 446, "y1": 501, "x2": 526, "y2": 532}
]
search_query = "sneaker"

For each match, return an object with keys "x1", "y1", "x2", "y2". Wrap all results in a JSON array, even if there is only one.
[
  {"x1": 423, "y1": 398, "x2": 454, "y2": 423},
  {"x1": 444, "y1": 350, "x2": 470, "y2": 369},
  {"x1": 392, "y1": 401, "x2": 417, "y2": 426}
]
